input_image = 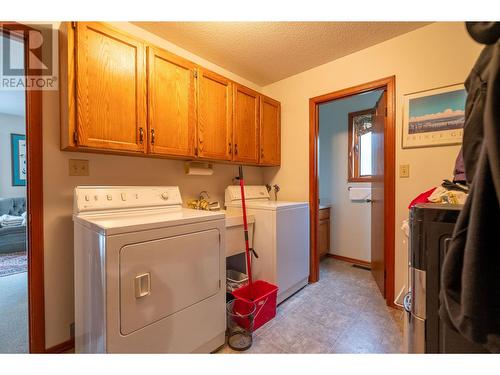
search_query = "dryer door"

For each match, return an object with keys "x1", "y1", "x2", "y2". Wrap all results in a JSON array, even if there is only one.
[{"x1": 119, "y1": 229, "x2": 221, "y2": 335}]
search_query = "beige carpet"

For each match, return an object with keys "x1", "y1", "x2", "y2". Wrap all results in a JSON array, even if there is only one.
[{"x1": 0, "y1": 272, "x2": 28, "y2": 353}]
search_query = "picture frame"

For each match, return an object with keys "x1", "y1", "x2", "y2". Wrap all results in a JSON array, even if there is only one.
[
  {"x1": 11, "y1": 133, "x2": 27, "y2": 186},
  {"x1": 402, "y1": 83, "x2": 466, "y2": 149}
]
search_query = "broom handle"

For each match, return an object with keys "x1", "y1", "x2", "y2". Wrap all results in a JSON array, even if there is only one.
[{"x1": 239, "y1": 166, "x2": 253, "y2": 298}]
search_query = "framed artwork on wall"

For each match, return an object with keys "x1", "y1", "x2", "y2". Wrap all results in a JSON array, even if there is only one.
[
  {"x1": 402, "y1": 83, "x2": 467, "y2": 149},
  {"x1": 11, "y1": 133, "x2": 27, "y2": 186}
]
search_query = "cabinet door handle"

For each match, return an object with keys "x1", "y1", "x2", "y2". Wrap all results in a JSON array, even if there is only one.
[
  {"x1": 261, "y1": 148, "x2": 264, "y2": 159},
  {"x1": 151, "y1": 129, "x2": 155, "y2": 145},
  {"x1": 234, "y1": 144, "x2": 238, "y2": 156},
  {"x1": 228, "y1": 142, "x2": 232, "y2": 155},
  {"x1": 139, "y1": 127, "x2": 144, "y2": 144}
]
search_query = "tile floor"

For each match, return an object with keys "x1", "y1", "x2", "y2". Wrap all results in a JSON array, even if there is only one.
[{"x1": 218, "y1": 258, "x2": 405, "y2": 354}]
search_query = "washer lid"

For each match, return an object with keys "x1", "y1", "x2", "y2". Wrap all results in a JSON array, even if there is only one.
[
  {"x1": 74, "y1": 207, "x2": 225, "y2": 235},
  {"x1": 226, "y1": 200, "x2": 309, "y2": 211}
]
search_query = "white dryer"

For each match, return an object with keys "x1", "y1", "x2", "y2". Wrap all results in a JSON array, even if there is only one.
[
  {"x1": 73, "y1": 186, "x2": 225, "y2": 353},
  {"x1": 225, "y1": 186, "x2": 309, "y2": 303}
]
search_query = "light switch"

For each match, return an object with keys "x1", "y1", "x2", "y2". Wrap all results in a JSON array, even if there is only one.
[
  {"x1": 400, "y1": 164, "x2": 410, "y2": 178},
  {"x1": 69, "y1": 159, "x2": 90, "y2": 176}
]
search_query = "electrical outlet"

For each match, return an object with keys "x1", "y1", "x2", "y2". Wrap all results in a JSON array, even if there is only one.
[
  {"x1": 69, "y1": 159, "x2": 89, "y2": 176},
  {"x1": 400, "y1": 164, "x2": 410, "y2": 178}
]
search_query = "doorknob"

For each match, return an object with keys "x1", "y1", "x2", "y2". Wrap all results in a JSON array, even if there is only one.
[{"x1": 365, "y1": 198, "x2": 373, "y2": 203}]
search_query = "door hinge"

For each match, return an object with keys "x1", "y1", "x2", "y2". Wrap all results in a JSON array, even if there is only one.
[
  {"x1": 71, "y1": 21, "x2": 77, "y2": 29},
  {"x1": 193, "y1": 70, "x2": 198, "y2": 79},
  {"x1": 73, "y1": 131, "x2": 78, "y2": 145}
]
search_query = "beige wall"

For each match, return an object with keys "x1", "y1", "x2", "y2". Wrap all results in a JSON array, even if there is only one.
[
  {"x1": 42, "y1": 22, "x2": 264, "y2": 348},
  {"x1": 0, "y1": 113, "x2": 26, "y2": 198},
  {"x1": 262, "y1": 22, "x2": 482, "y2": 300}
]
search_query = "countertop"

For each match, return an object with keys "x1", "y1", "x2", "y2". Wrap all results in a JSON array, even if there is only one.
[{"x1": 220, "y1": 210, "x2": 255, "y2": 227}]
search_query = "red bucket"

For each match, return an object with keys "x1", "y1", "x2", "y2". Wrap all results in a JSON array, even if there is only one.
[{"x1": 232, "y1": 280, "x2": 278, "y2": 331}]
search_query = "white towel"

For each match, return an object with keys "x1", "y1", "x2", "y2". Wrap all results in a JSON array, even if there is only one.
[
  {"x1": 0, "y1": 214, "x2": 24, "y2": 227},
  {"x1": 348, "y1": 187, "x2": 371, "y2": 201}
]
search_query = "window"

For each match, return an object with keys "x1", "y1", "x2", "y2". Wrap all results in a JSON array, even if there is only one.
[{"x1": 348, "y1": 108, "x2": 374, "y2": 182}]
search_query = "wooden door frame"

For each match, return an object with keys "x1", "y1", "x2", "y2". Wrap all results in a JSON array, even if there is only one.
[
  {"x1": 1, "y1": 22, "x2": 45, "y2": 352},
  {"x1": 308, "y1": 76, "x2": 396, "y2": 307}
]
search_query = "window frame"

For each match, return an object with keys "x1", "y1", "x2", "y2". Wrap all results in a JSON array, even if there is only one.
[{"x1": 348, "y1": 108, "x2": 375, "y2": 182}]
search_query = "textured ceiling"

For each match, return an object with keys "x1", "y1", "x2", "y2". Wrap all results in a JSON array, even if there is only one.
[{"x1": 133, "y1": 22, "x2": 430, "y2": 86}]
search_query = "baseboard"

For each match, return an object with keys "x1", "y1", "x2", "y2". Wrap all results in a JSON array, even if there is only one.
[
  {"x1": 326, "y1": 253, "x2": 371, "y2": 269},
  {"x1": 46, "y1": 338, "x2": 74, "y2": 353},
  {"x1": 388, "y1": 300, "x2": 403, "y2": 311}
]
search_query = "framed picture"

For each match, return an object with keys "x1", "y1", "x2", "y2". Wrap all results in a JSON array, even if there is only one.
[
  {"x1": 11, "y1": 133, "x2": 27, "y2": 186},
  {"x1": 402, "y1": 83, "x2": 466, "y2": 148}
]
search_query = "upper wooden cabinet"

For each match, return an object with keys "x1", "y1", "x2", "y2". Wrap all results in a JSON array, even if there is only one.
[
  {"x1": 233, "y1": 84, "x2": 260, "y2": 164},
  {"x1": 197, "y1": 68, "x2": 232, "y2": 161},
  {"x1": 259, "y1": 95, "x2": 281, "y2": 166},
  {"x1": 147, "y1": 47, "x2": 196, "y2": 157},
  {"x1": 61, "y1": 22, "x2": 281, "y2": 166},
  {"x1": 74, "y1": 22, "x2": 146, "y2": 153}
]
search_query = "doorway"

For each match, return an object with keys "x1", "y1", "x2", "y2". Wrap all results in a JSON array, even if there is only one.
[
  {"x1": 0, "y1": 23, "x2": 45, "y2": 353},
  {"x1": 309, "y1": 76, "x2": 396, "y2": 307}
]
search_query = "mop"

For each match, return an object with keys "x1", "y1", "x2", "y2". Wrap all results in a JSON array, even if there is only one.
[
  {"x1": 232, "y1": 166, "x2": 278, "y2": 331},
  {"x1": 237, "y1": 165, "x2": 254, "y2": 299}
]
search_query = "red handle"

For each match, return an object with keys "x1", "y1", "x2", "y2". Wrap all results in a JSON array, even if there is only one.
[{"x1": 239, "y1": 166, "x2": 253, "y2": 299}]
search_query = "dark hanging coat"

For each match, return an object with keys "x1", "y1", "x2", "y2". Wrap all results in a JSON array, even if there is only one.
[{"x1": 439, "y1": 22, "x2": 500, "y2": 353}]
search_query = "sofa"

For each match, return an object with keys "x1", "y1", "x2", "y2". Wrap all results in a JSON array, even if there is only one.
[{"x1": 0, "y1": 197, "x2": 27, "y2": 254}]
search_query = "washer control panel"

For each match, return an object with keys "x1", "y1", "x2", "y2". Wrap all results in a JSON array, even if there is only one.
[
  {"x1": 74, "y1": 186, "x2": 182, "y2": 214},
  {"x1": 225, "y1": 185, "x2": 270, "y2": 203}
]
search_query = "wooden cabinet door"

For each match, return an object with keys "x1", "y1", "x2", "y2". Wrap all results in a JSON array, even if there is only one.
[
  {"x1": 75, "y1": 22, "x2": 146, "y2": 153},
  {"x1": 147, "y1": 46, "x2": 196, "y2": 157},
  {"x1": 259, "y1": 95, "x2": 281, "y2": 165},
  {"x1": 233, "y1": 84, "x2": 259, "y2": 164},
  {"x1": 197, "y1": 68, "x2": 232, "y2": 161},
  {"x1": 318, "y1": 219, "x2": 330, "y2": 257}
]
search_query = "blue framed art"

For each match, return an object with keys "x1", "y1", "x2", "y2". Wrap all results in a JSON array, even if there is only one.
[
  {"x1": 11, "y1": 133, "x2": 27, "y2": 186},
  {"x1": 402, "y1": 83, "x2": 466, "y2": 148}
]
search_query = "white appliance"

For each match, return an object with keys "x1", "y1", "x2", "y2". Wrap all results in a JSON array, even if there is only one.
[
  {"x1": 225, "y1": 186, "x2": 309, "y2": 303},
  {"x1": 224, "y1": 211, "x2": 255, "y2": 257},
  {"x1": 73, "y1": 186, "x2": 226, "y2": 353}
]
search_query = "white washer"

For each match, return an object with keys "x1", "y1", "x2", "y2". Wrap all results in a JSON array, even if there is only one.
[
  {"x1": 225, "y1": 186, "x2": 309, "y2": 303},
  {"x1": 73, "y1": 186, "x2": 226, "y2": 353}
]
